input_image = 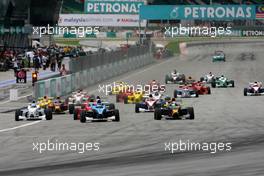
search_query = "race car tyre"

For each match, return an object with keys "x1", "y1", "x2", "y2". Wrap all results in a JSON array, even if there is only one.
[
  {"x1": 73, "y1": 110, "x2": 78, "y2": 120},
  {"x1": 80, "y1": 111, "x2": 86, "y2": 123},
  {"x1": 45, "y1": 109, "x2": 53, "y2": 120},
  {"x1": 174, "y1": 90, "x2": 178, "y2": 98},
  {"x1": 109, "y1": 103, "x2": 115, "y2": 110},
  {"x1": 165, "y1": 75, "x2": 170, "y2": 84},
  {"x1": 211, "y1": 81, "x2": 216, "y2": 88},
  {"x1": 113, "y1": 109, "x2": 120, "y2": 122},
  {"x1": 208, "y1": 87, "x2": 211, "y2": 94},
  {"x1": 230, "y1": 80, "x2": 235, "y2": 87},
  {"x1": 154, "y1": 109, "x2": 162, "y2": 120},
  {"x1": 135, "y1": 103, "x2": 140, "y2": 113},
  {"x1": 15, "y1": 109, "x2": 21, "y2": 121},
  {"x1": 195, "y1": 91, "x2": 199, "y2": 97},
  {"x1": 124, "y1": 96, "x2": 128, "y2": 104},
  {"x1": 69, "y1": 104, "x2": 75, "y2": 114},
  {"x1": 116, "y1": 95, "x2": 120, "y2": 103},
  {"x1": 244, "y1": 88, "x2": 248, "y2": 96},
  {"x1": 187, "y1": 107, "x2": 195, "y2": 120},
  {"x1": 187, "y1": 107, "x2": 194, "y2": 120}
]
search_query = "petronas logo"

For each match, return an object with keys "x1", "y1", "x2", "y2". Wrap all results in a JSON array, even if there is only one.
[{"x1": 170, "y1": 7, "x2": 179, "y2": 19}]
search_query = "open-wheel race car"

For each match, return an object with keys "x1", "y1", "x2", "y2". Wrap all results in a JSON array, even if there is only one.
[
  {"x1": 68, "y1": 90, "x2": 94, "y2": 114},
  {"x1": 211, "y1": 75, "x2": 234, "y2": 88},
  {"x1": 154, "y1": 99, "x2": 194, "y2": 120},
  {"x1": 116, "y1": 90, "x2": 144, "y2": 104},
  {"x1": 109, "y1": 81, "x2": 131, "y2": 95},
  {"x1": 174, "y1": 85, "x2": 199, "y2": 98},
  {"x1": 135, "y1": 92, "x2": 164, "y2": 113},
  {"x1": 189, "y1": 82, "x2": 211, "y2": 95},
  {"x1": 200, "y1": 72, "x2": 215, "y2": 84},
  {"x1": 15, "y1": 102, "x2": 52, "y2": 121},
  {"x1": 80, "y1": 100, "x2": 120, "y2": 123},
  {"x1": 212, "y1": 51, "x2": 226, "y2": 62},
  {"x1": 165, "y1": 70, "x2": 186, "y2": 84},
  {"x1": 244, "y1": 82, "x2": 264, "y2": 96}
]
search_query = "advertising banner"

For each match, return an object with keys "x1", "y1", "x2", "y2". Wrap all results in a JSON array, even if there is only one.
[
  {"x1": 58, "y1": 14, "x2": 146, "y2": 27},
  {"x1": 84, "y1": 0, "x2": 144, "y2": 14},
  {"x1": 140, "y1": 5, "x2": 256, "y2": 20}
]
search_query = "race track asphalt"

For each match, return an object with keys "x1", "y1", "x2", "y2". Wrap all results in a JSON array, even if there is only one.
[{"x1": 0, "y1": 41, "x2": 264, "y2": 176}]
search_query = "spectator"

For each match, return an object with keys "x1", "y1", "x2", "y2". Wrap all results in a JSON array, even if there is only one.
[
  {"x1": 60, "y1": 64, "x2": 68, "y2": 76},
  {"x1": 50, "y1": 55, "x2": 56, "y2": 72}
]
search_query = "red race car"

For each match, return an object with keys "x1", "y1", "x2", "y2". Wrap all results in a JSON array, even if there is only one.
[
  {"x1": 73, "y1": 101, "x2": 94, "y2": 120},
  {"x1": 116, "y1": 90, "x2": 134, "y2": 103},
  {"x1": 189, "y1": 82, "x2": 211, "y2": 95}
]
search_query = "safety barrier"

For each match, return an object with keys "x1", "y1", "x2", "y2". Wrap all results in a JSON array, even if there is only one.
[{"x1": 34, "y1": 53, "x2": 154, "y2": 98}]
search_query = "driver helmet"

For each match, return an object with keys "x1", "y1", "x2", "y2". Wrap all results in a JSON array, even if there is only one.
[
  {"x1": 97, "y1": 99, "x2": 102, "y2": 104},
  {"x1": 154, "y1": 92, "x2": 159, "y2": 96},
  {"x1": 173, "y1": 69, "x2": 177, "y2": 74},
  {"x1": 209, "y1": 72, "x2": 212, "y2": 75},
  {"x1": 31, "y1": 103, "x2": 37, "y2": 108}
]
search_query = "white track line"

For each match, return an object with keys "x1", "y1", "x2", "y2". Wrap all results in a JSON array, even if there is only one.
[{"x1": 0, "y1": 121, "x2": 40, "y2": 133}]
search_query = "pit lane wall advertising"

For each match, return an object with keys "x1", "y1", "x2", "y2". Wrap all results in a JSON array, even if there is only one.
[
  {"x1": 34, "y1": 53, "x2": 154, "y2": 98},
  {"x1": 58, "y1": 14, "x2": 146, "y2": 27},
  {"x1": 58, "y1": 0, "x2": 146, "y2": 27},
  {"x1": 140, "y1": 5, "x2": 264, "y2": 20}
]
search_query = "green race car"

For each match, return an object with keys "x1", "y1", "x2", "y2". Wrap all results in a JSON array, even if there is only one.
[
  {"x1": 211, "y1": 76, "x2": 234, "y2": 88},
  {"x1": 212, "y1": 51, "x2": 225, "y2": 62}
]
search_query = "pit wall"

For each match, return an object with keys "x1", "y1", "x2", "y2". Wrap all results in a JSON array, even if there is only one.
[{"x1": 33, "y1": 53, "x2": 154, "y2": 98}]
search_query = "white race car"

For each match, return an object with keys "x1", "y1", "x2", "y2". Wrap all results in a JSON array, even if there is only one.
[
  {"x1": 244, "y1": 82, "x2": 264, "y2": 96},
  {"x1": 200, "y1": 73, "x2": 215, "y2": 83},
  {"x1": 15, "y1": 103, "x2": 52, "y2": 121},
  {"x1": 68, "y1": 91, "x2": 89, "y2": 114}
]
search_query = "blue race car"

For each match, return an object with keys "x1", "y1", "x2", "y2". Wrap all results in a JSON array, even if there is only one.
[{"x1": 80, "y1": 101, "x2": 120, "y2": 123}]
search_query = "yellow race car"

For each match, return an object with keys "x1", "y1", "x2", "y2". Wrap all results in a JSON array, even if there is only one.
[
  {"x1": 109, "y1": 81, "x2": 131, "y2": 95},
  {"x1": 38, "y1": 96, "x2": 54, "y2": 109},
  {"x1": 116, "y1": 90, "x2": 145, "y2": 104}
]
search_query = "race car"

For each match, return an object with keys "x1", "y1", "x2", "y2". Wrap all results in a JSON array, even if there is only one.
[
  {"x1": 68, "y1": 91, "x2": 94, "y2": 114},
  {"x1": 135, "y1": 93, "x2": 164, "y2": 113},
  {"x1": 73, "y1": 100, "x2": 93, "y2": 120},
  {"x1": 38, "y1": 96, "x2": 54, "y2": 109},
  {"x1": 51, "y1": 97, "x2": 68, "y2": 114},
  {"x1": 174, "y1": 85, "x2": 199, "y2": 98},
  {"x1": 80, "y1": 100, "x2": 120, "y2": 123},
  {"x1": 154, "y1": 99, "x2": 194, "y2": 120},
  {"x1": 189, "y1": 82, "x2": 211, "y2": 95},
  {"x1": 145, "y1": 80, "x2": 165, "y2": 92},
  {"x1": 165, "y1": 70, "x2": 186, "y2": 84},
  {"x1": 116, "y1": 90, "x2": 144, "y2": 104},
  {"x1": 212, "y1": 51, "x2": 226, "y2": 62},
  {"x1": 200, "y1": 72, "x2": 215, "y2": 84},
  {"x1": 15, "y1": 102, "x2": 52, "y2": 121},
  {"x1": 244, "y1": 82, "x2": 264, "y2": 96},
  {"x1": 109, "y1": 81, "x2": 131, "y2": 95},
  {"x1": 211, "y1": 76, "x2": 235, "y2": 88}
]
